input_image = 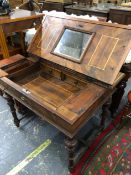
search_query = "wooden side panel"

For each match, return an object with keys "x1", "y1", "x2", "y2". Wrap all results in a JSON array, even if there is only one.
[
  {"x1": 0, "y1": 69, "x2": 8, "y2": 78},
  {"x1": 28, "y1": 15, "x2": 131, "y2": 85}
]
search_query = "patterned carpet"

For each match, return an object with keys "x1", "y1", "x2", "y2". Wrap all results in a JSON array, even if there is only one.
[{"x1": 70, "y1": 114, "x2": 131, "y2": 175}]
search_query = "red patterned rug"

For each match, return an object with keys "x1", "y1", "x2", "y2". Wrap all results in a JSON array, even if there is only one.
[{"x1": 70, "y1": 113, "x2": 131, "y2": 175}]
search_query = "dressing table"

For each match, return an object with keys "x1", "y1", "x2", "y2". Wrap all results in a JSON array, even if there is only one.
[{"x1": 0, "y1": 14, "x2": 130, "y2": 172}]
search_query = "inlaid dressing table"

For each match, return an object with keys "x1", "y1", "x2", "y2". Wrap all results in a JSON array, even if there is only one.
[
  {"x1": 0, "y1": 14, "x2": 130, "y2": 172},
  {"x1": 0, "y1": 9, "x2": 43, "y2": 59}
]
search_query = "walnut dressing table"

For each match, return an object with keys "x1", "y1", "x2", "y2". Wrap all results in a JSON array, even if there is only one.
[
  {"x1": 0, "y1": 14, "x2": 130, "y2": 172},
  {"x1": 0, "y1": 9, "x2": 43, "y2": 59}
]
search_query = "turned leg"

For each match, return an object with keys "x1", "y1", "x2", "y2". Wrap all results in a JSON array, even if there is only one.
[
  {"x1": 65, "y1": 137, "x2": 78, "y2": 172},
  {"x1": 5, "y1": 94, "x2": 20, "y2": 127},
  {"x1": 110, "y1": 79, "x2": 128, "y2": 117},
  {"x1": 100, "y1": 98, "x2": 111, "y2": 129}
]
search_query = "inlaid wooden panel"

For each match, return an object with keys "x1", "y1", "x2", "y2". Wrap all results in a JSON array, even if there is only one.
[
  {"x1": 23, "y1": 76, "x2": 72, "y2": 108},
  {"x1": 88, "y1": 35, "x2": 119, "y2": 70},
  {"x1": 28, "y1": 15, "x2": 131, "y2": 85},
  {"x1": 0, "y1": 69, "x2": 8, "y2": 78}
]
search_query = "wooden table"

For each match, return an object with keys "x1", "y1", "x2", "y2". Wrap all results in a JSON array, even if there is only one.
[
  {"x1": 0, "y1": 14, "x2": 130, "y2": 172},
  {"x1": 64, "y1": 4, "x2": 109, "y2": 19},
  {"x1": 0, "y1": 9, "x2": 43, "y2": 59}
]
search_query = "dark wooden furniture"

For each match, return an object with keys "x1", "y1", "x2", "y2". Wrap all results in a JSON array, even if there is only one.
[
  {"x1": 65, "y1": 5, "x2": 131, "y2": 24},
  {"x1": 64, "y1": 4, "x2": 109, "y2": 18},
  {"x1": 19, "y1": 0, "x2": 42, "y2": 12},
  {"x1": 110, "y1": 63, "x2": 131, "y2": 115},
  {"x1": 0, "y1": 9, "x2": 43, "y2": 59},
  {"x1": 0, "y1": 15, "x2": 130, "y2": 172},
  {"x1": 72, "y1": 0, "x2": 93, "y2": 7},
  {"x1": 42, "y1": 1, "x2": 73, "y2": 12},
  {"x1": 109, "y1": 7, "x2": 131, "y2": 25}
]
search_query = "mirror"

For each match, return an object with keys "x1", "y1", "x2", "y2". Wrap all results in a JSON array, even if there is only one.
[{"x1": 53, "y1": 28, "x2": 93, "y2": 63}]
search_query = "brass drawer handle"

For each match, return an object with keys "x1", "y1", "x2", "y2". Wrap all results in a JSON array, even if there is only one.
[{"x1": 21, "y1": 96, "x2": 25, "y2": 101}]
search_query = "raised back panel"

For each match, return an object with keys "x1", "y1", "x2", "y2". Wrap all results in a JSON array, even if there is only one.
[{"x1": 28, "y1": 15, "x2": 131, "y2": 85}]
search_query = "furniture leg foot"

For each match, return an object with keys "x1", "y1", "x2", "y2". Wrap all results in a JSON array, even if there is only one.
[
  {"x1": 5, "y1": 94, "x2": 20, "y2": 127},
  {"x1": 65, "y1": 137, "x2": 78, "y2": 172}
]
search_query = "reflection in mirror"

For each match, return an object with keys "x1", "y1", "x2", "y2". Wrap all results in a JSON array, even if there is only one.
[{"x1": 53, "y1": 28, "x2": 93, "y2": 62}]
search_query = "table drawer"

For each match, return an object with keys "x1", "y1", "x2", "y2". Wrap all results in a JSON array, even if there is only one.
[{"x1": 0, "y1": 77, "x2": 32, "y2": 107}]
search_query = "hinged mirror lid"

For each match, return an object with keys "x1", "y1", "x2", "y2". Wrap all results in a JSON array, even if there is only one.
[{"x1": 28, "y1": 14, "x2": 131, "y2": 85}]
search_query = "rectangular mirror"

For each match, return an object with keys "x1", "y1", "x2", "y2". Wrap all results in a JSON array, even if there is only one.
[{"x1": 52, "y1": 28, "x2": 94, "y2": 63}]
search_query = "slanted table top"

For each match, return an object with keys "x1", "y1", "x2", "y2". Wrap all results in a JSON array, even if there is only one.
[{"x1": 28, "y1": 14, "x2": 131, "y2": 85}]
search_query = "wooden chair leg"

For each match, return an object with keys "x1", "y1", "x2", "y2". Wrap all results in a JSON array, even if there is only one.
[{"x1": 65, "y1": 137, "x2": 78, "y2": 173}]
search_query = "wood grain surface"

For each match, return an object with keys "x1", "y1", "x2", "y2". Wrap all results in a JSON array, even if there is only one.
[{"x1": 28, "y1": 15, "x2": 131, "y2": 85}]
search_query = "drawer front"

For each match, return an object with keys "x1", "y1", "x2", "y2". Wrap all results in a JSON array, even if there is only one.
[
  {"x1": 0, "y1": 77, "x2": 55, "y2": 122},
  {"x1": 0, "y1": 78, "x2": 32, "y2": 107}
]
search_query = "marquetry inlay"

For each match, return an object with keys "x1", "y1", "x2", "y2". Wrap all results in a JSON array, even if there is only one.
[{"x1": 88, "y1": 35, "x2": 119, "y2": 70}]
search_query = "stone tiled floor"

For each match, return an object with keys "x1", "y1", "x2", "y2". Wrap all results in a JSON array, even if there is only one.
[{"x1": 0, "y1": 78, "x2": 130, "y2": 175}]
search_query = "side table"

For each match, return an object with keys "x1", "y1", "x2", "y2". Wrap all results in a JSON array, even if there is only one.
[{"x1": 0, "y1": 9, "x2": 43, "y2": 59}]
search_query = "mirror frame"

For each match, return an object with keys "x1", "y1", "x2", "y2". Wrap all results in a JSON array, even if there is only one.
[{"x1": 51, "y1": 26, "x2": 95, "y2": 63}]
